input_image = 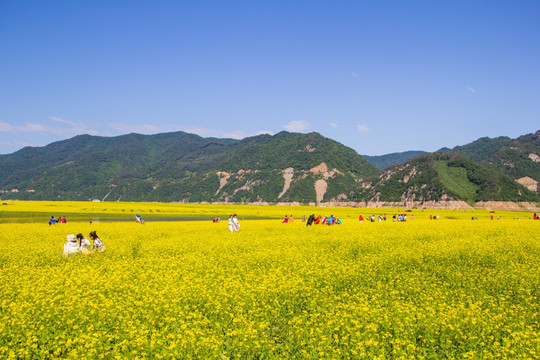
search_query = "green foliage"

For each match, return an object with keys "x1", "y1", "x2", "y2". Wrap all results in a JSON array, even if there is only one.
[
  {"x1": 219, "y1": 132, "x2": 380, "y2": 178},
  {"x1": 280, "y1": 175, "x2": 317, "y2": 203},
  {"x1": 364, "y1": 151, "x2": 426, "y2": 170},
  {"x1": 447, "y1": 154, "x2": 538, "y2": 201},
  {"x1": 451, "y1": 136, "x2": 513, "y2": 162},
  {"x1": 369, "y1": 152, "x2": 539, "y2": 203},
  {"x1": 435, "y1": 160, "x2": 478, "y2": 202},
  {"x1": 0, "y1": 131, "x2": 380, "y2": 203},
  {"x1": 1, "y1": 130, "x2": 539, "y2": 204},
  {"x1": 374, "y1": 155, "x2": 444, "y2": 202},
  {"x1": 450, "y1": 130, "x2": 540, "y2": 195},
  {"x1": 324, "y1": 174, "x2": 357, "y2": 201}
]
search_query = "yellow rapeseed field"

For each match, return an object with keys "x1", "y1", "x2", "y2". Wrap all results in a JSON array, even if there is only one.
[{"x1": 0, "y1": 201, "x2": 539, "y2": 359}]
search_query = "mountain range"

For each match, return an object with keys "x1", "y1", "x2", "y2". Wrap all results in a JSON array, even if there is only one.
[{"x1": 1, "y1": 130, "x2": 539, "y2": 209}]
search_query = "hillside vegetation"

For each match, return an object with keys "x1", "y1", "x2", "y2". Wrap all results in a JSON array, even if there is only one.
[
  {"x1": 364, "y1": 151, "x2": 426, "y2": 170},
  {"x1": 356, "y1": 153, "x2": 538, "y2": 204},
  {"x1": 1, "y1": 130, "x2": 538, "y2": 205},
  {"x1": 446, "y1": 130, "x2": 540, "y2": 195},
  {"x1": 0, "y1": 131, "x2": 379, "y2": 204}
]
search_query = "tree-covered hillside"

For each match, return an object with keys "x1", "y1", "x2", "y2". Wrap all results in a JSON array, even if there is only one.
[
  {"x1": 362, "y1": 152, "x2": 538, "y2": 203},
  {"x1": 446, "y1": 130, "x2": 540, "y2": 195},
  {"x1": 0, "y1": 131, "x2": 380, "y2": 203},
  {"x1": 2, "y1": 130, "x2": 538, "y2": 204},
  {"x1": 363, "y1": 151, "x2": 427, "y2": 170}
]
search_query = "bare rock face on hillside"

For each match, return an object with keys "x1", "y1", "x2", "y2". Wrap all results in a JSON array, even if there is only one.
[
  {"x1": 215, "y1": 172, "x2": 231, "y2": 195},
  {"x1": 278, "y1": 168, "x2": 294, "y2": 199},
  {"x1": 314, "y1": 179, "x2": 327, "y2": 204},
  {"x1": 529, "y1": 153, "x2": 540, "y2": 163},
  {"x1": 516, "y1": 176, "x2": 538, "y2": 193},
  {"x1": 309, "y1": 162, "x2": 343, "y2": 179}
]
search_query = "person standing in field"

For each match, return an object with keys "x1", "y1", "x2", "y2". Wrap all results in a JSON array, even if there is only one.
[
  {"x1": 233, "y1": 214, "x2": 240, "y2": 231},
  {"x1": 228, "y1": 215, "x2": 240, "y2": 232},
  {"x1": 228, "y1": 215, "x2": 235, "y2": 232},
  {"x1": 89, "y1": 231, "x2": 105, "y2": 252},
  {"x1": 359, "y1": 214, "x2": 364, "y2": 223},
  {"x1": 62, "y1": 234, "x2": 80, "y2": 257}
]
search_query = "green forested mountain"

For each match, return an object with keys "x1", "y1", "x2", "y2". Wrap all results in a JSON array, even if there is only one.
[
  {"x1": 351, "y1": 152, "x2": 539, "y2": 204},
  {"x1": 363, "y1": 151, "x2": 426, "y2": 170},
  {"x1": 442, "y1": 130, "x2": 540, "y2": 195},
  {"x1": 1, "y1": 130, "x2": 538, "y2": 204},
  {"x1": 0, "y1": 131, "x2": 380, "y2": 203},
  {"x1": 441, "y1": 136, "x2": 514, "y2": 161}
]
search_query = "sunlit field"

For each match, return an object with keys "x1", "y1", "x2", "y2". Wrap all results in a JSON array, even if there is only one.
[
  {"x1": 0, "y1": 200, "x2": 535, "y2": 222},
  {"x1": 0, "y1": 201, "x2": 539, "y2": 359}
]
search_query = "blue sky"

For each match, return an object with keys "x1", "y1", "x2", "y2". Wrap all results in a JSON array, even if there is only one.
[{"x1": 1, "y1": 1, "x2": 539, "y2": 155}]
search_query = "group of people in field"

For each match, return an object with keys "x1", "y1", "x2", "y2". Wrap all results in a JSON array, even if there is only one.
[
  {"x1": 282, "y1": 215, "x2": 294, "y2": 223},
  {"x1": 228, "y1": 214, "x2": 240, "y2": 232},
  {"x1": 305, "y1": 214, "x2": 342, "y2": 226},
  {"x1": 357, "y1": 213, "x2": 413, "y2": 223},
  {"x1": 49, "y1": 216, "x2": 67, "y2": 225},
  {"x1": 62, "y1": 231, "x2": 105, "y2": 257}
]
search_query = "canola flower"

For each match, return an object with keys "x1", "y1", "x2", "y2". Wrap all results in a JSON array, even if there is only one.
[{"x1": 0, "y1": 203, "x2": 539, "y2": 359}]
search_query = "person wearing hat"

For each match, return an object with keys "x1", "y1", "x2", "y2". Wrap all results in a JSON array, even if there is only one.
[{"x1": 63, "y1": 234, "x2": 80, "y2": 257}]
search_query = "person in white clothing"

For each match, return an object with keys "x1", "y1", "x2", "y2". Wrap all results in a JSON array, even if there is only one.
[
  {"x1": 233, "y1": 214, "x2": 240, "y2": 232},
  {"x1": 63, "y1": 234, "x2": 80, "y2": 257},
  {"x1": 89, "y1": 231, "x2": 105, "y2": 252},
  {"x1": 228, "y1": 215, "x2": 235, "y2": 232},
  {"x1": 77, "y1": 233, "x2": 92, "y2": 254}
]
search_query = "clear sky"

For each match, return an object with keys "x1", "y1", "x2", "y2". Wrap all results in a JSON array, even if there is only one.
[{"x1": 1, "y1": 1, "x2": 539, "y2": 156}]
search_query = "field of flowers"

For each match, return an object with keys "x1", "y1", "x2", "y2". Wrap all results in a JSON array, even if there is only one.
[
  {"x1": 1, "y1": 200, "x2": 531, "y2": 222},
  {"x1": 0, "y1": 202, "x2": 539, "y2": 359}
]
